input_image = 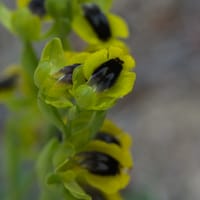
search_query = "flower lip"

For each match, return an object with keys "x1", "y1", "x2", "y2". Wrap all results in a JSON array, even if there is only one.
[
  {"x1": 88, "y1": 58, "x2": 123, "y2": 91},
  {"x1": 57, "y1": 63, "x2": 81, "y2": 84},
  {"x1": 0, "y1": 75, "x2": 18, "y2": 91},
  {"x1": 80, "y1": 151, "x2": 120, "y2": 176},
  {"x1": 82, "y1": 185, "x2": 106, "y2": 200},
  {"x1": 82, "y1": 4, "x2": 111, "y2": 41},
  {"x1": 95, "y1": 132, "x2": 120, "y2": 146},
  {"x1": 28, "y1": 0, "x2": 46, "y2": 17}
]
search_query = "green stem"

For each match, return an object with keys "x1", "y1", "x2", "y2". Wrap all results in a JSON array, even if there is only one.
[
  {"x1": 66, "y1": 106, "x2": 106, "y2": 148},
  {"x1": 53, "y1": 18, "x2": 72, "y2": 51},
  {"x1": 60, "y1": 36, "x2": 71, "y2": 51},
  {"x1": 21, "y1": 40, "x2": 38, "y2": 96},
  {"x1": 3, "y1": 40, "x2": 39, "y2": 200},
  {"x1": 4, "y1": 117, "x2": 22, "y2": 200}
]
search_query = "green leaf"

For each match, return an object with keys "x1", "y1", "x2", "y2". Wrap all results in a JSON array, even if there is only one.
[
  {"x1": 52, "y1": 141, "x2": 75, "y2": 172},
  {"x1": 34, "y1": 61, "x2": 51, "y2": 89},
  {"x1": 38, "y1": 95, "x2": 68, "y2": 136},
  {"x1": 34, "y1": 38, "x2": 65, "y2": 89},
  {"x1": 63, "y1": 187, "x2": 81, "y2": 200},
  {"x1": 47, "y1": 170, "x2": 76, "y2": 184},
  {"x1": 0, "y1": 3, "x2": 13, "y2": 32},
  {"x1": 40, "y1": 185, "x2": 66, "y2": 200},
  {"x1": 36, "y1": 138, "x2": 59, "y2": 185},
  {"x1": 46, "y1": 173, "x2": 61, "y2": 184},
  {"x1": 40, "y1": 37, "x2": 66, "y2": 70},
  {"x1": 67, "y1": 107, "x2": 106, "y2": 148},
  {"x1": 11, "y1": 8, "x2": 41, "y2": 40},
  {"x1": 64, "y1": 180, "x2": 91, "y2": 200}
]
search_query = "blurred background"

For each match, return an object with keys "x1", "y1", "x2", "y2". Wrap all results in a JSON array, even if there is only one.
[{"x1": 0, "y1": 0, "x2": 200, "y2": 200}]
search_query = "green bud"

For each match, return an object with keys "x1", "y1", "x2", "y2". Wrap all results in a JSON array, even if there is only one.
[
  {"x1": 36, "y1": 138, "x2": 59, "y2": 184},
  {"x1": 11, "y1": 8, "x2": 41, "y2": 40}
]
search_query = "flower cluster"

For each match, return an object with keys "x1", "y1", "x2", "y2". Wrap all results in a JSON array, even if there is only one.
[
  {"x1": 32, "y1": 2, "x2": 136, "y2": 199},
  {"x1": 34, "y1": 38, "x2": 136, "y2": 110},
  {"x1": 38, "y1": 120, "x2": 133, "y2": 200},
  {"x1": 0, "y1": 1, "x2": 136, "y2": 200}
]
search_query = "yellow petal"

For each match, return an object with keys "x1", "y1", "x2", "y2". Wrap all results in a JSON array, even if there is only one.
[
  {"x1": 100, "y1": 120, "x2": 132, "y2": 149},
  {"x1": 86, "y1": 39, "x2": 129, "y2": 53},
  {"x1": 106, "y1": 192, "x2": 123, "y2": 200},
  {"x1": 107, "y1": 46, "x2": 124, "y2": 59},
  {"x1": 108, "y1": 14, "x2": 129, "y2": 38},
  {"x1": 103, "y1": 70, "x2": 136, "y2": 98},
  {"x1": 83, "y1": 170, "x2": 130, "y2": 194},
  {"x1": 84, "y1": 140, "x2": 133, "y2": 168},
  {"x1": 72, "y1": 14, "x2": 99, "y2": 44},
  {"x1": 65, "y1": 52, "x2": 91, "y2": 65},
  {"x1": 83, "y1": 48, "x2": 108, "y2": 79},
  {"x1": 121, "y1": 54, "x2": 136, "y2": 70}
]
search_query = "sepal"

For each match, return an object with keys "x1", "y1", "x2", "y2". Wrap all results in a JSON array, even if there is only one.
[
  {"x1": 37, "y1": 95, "x2": 68, "y2": 135},
  {"x1": 11, "y1": 8, "x2": 41, "y2": 40},
  {"x1": 0, "y1": 3, "x2": 14, "y2": 33},
  {"x1": 36, "y1": 138, "x2": 59, "y2": 184}
]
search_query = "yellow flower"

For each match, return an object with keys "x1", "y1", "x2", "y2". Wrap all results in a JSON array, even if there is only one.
[
  {"x1": 0, "y1": 65, "x2": 20, "y2": 103},
  {"x1": 72, "y1": 3, "x2": 129, "y2": 46},
  {"x1": 77, "y1": 119, "x2": 133, "y2": 194},
  {"x1": 73, "y1": 46, "x2": 136, "y2": 110},
  {"x1": 0, "y1": 71, "x2": 18, "y2": 92},
  {"x1": 48, "y1": 120, "x2": 133, "y2": 199},
  {"x1": 34, "y1": 38, "x2": 91, "y2": 108}
]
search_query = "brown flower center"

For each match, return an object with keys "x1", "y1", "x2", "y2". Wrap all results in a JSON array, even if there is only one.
[
  {"x1": 88, "y1": 58, "x2": 123, "y2": 91},
  {"x1": 80, "y1": 151, "x2": 120, "y2": 176},
  {"x1": 29, "y1": 0, "x2": 46, "y2": 17},
  {"x1": 95, "y1": 132, "x2": 120, "y2": 146},
  {"x1": 82, "y1": 4, "x2": 111, "y2": 41}
]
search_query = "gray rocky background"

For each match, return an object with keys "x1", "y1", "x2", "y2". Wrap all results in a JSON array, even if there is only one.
[{"x1": 0, "y1": 0, "x2": 200, "y2": 200}]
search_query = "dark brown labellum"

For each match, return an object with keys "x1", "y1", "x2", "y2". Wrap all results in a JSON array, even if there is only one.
[
  {"x1": 82, "y1": 185, "x2": 106, "y2": 200},
  {"x1": 80, "y1": 151, "x2": 120, "y2": 176},
  {"x1": 82, "y1": 4, "x2": 111, "y2": 41},
  {"x1": 88, "y1": 58, "x2": 123, "y2": 91},
  {"x1": 58, "y1": 64, "x2": 80, "y2": 84},
  {"x1": 29, "y1": 0, "x2": 46, "y2": 17},
  {"x1": 0, "y1": 75, "x2": 18, "y2": 91},
  {"x1": 95, "y1": 132, "x2": 120, "y2": 146}
]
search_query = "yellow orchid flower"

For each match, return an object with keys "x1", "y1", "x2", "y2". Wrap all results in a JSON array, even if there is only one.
[
  {"x1": 76, "y1": 119, "x2": 133, "y2": 194},
  {"x1": 74, "y1": 46, "x2": 136, "y2": 110},
  {"x1": 72, "y1": 3, "x2": 129, "y2": 46},
  {"x1": 50, "y1": 119, "x2": 133, "y2": 198}
]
